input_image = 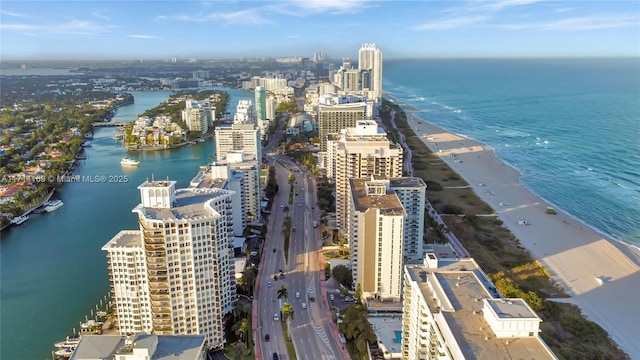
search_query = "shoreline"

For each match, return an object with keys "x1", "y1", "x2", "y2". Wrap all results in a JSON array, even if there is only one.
[
  {"x1": 394, "y1": 98, "x2": 639, "y2": 252},
  {"x1": 389, "y1": 98, "x2": 640, "y2": 357}
]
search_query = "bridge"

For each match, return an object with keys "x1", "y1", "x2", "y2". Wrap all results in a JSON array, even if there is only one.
[{"x1": 93, "y1": 122, "x2": 127, "y2": 127}]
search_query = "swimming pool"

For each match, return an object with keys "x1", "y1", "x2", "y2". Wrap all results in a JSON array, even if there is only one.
[{"x1": 394, "y1": 330, "x2": 402, "y2": 343}]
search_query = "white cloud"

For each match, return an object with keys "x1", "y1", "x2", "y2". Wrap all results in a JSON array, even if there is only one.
[
  {"x1": 414, "y1": 15, "x2": 488, "y2": 30},
  {"x1": 92, "y1": 11, "x2": 111, "y2": 20},
  {"x1": 500, "y1": 14, "x2": 640, "y2": 31},
  {"x1": 0, "y1": 10, "x2": 33, "y2": 18},
  {"x1": 1, "y1": 20, "x2": 114, "y2": 36},
  {"x1": 157, "y1": 8, "x2": 271, "y2": 25},
  {"x1": 128, "y1": 34, "x2": 159, "y2": 39}
]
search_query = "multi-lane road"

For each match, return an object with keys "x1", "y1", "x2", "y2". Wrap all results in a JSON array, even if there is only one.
[{"x1": 256, "y1": 157, "x2": 344, "y2": 360}]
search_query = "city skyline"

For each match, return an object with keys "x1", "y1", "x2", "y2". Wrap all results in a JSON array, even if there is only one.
[{"x1": 1, "y1": 0, "x2": 638, "y2": 61}]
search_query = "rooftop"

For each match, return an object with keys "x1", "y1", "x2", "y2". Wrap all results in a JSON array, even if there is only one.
[
  {"x1": 101, "y1": 230, "x2": 141, "y2": 250},
  {"x1": 70, "y1": 334, "x2": 205, "y2": 360},
  {"x1": 137, "y1": 187, "x2": 232, "y2": 222},
  {"x1": 405, "y1": 260, "x2": 556, "y2": 360},
  {"x1": 350, "y1": 178, "x2": 405, "y2": 216}
]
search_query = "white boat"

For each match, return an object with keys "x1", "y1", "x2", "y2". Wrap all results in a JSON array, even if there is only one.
[
  {"x1": 45, "y1": 200, "x2": 64, "y2": 213},
  {"x1": 80, "y1": 319, "x2": 103, "y2": 329},
  {"x1": 10, "y1": 215, "x2": 29, "y2": 225},
  {"x1": 121, "y1": 157, "x2": 140, "y2": 166},
  {"x1": 54, "y1": 347, "x2": 74, "y2": 357}
]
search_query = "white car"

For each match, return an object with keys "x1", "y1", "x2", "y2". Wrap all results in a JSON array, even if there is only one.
[
  {"x1": 301, "y1": 302, "x2": 307, "y2": 309},
  {"x1": 329, "y1": 294, "x2": 335, "y2": 301},
  {"x1": 295, "y1": 291, "x2": 301, "y2": 299},
  {"x1": 273, "y1": 312, "x2": 279, "y2": 321}
]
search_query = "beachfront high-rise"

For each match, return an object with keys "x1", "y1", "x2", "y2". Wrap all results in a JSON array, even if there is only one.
[
  {"x1": 347, "y1": 176, "x2": 427, "y2": 300},
  {"x1": 317, "y1": 94, "x2": 372, "y2": 152},
  {"x1": 102, "y1": 180, "x2": 237, "y2": 350},
  {"x1": 332, "y1": 44, "x2": 383, "y2": 102},
  {"x1": 348, "y1": 177, "x2": 406, "y2": 299},
  {"x1": 327, "y1": 121, "x2": 403, "y2": 237},
  {"x1": 358, "y1": 43, "x2": 383, "y2": 102},
  {"x1": 402, "y1": 254, "x2": 557, "y2": 359}
]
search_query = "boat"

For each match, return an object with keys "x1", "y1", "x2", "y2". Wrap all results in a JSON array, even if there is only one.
[
  {"x1": 54, "y1": 347, "x2": 74, "y2": 357},
  {"x1": 80, "y1": 319, "x2": 103, "y2": 329},
  {"x1": 10, "y1": 215, "x2": 29, "y2": 225},
  {"x1": 45, "y1": 199, "x2": 64, "y2": 213},
  {"x1": 121, "y1": 157, "x2": 140, "y2": 167},
  {"x1": 114, "y1": 133, "x2": 124, "y2": 140},
  {"x1": 81, "y1": 141, "x2": 92, "y2": 147}
]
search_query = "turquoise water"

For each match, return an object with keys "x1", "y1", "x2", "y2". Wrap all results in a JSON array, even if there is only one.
[
  {"x1": 383, "y1": 58, "x2": 640, "y2": 246},
  {"x1": 0, "y1": 88, "x2": 252, "y2": 360}
]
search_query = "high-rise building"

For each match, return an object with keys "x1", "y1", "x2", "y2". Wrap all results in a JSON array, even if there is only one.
[
  {"x1": 358, "y1": 43, "x2": 383, "y2": 102},
  {"x1": 182, "y1": 99, "x2": 214, "y2": 134},
  {"x1": 254, "y1": 86, "x2": 269, "y2": 138},
  {"x1": 402, "y1": 254, "x2": 557, "y2": 360},
  {"x1": 233, "y1": 99, "x2": 256, "y2": 125},
  {"x1": 387, "y1": 177, "x2": 427, "y2": 262},
  {"x1": 102, "y1": 180, "x2": 236, "y2": 349},
  {"x1": 347, "y1": 176, "x2": 427, "y2": 299},
  {"x1": 317, "y1": 94, "x2": 371, "y2": 152},
  {"x1": 214, "y1": 123, "x2": 262, "y2": 165},
  {"x1": 254, "y1": 86, "x2": 267, "y2": 123},
  {"x1": 189, "y1": 162, "x2": 247, "y2": 237},
  {"x1": 327, "y1": 121, "x2": 403, "y2": 234},
  {"x1": 348, "y1": 177, "x2": 406, "y2": 299}
]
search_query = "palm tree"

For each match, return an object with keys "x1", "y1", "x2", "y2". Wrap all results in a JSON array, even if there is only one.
[
  {"x1": 232, "y1": 301, "x2": 245, "y2": 322},
  {"x1": 282, "y1": 302, "x2": 295, "y2": 323},
  {"x1": 231, "y1": 318, "x2": 248, "y2": 344},
  {"x1": 277, "y1": 285, "x2": 288, "y2": 300}
]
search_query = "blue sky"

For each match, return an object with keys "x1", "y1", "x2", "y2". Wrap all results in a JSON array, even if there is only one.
[{"x1": 1, "y1": 0, "x2": 639, "y2": 60}]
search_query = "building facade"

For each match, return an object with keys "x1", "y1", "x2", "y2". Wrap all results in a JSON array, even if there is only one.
[
  {"x1": 317, "y1": 101, "x2": 367, "y2": 153},
  {"x1": 328, "y1": 121, "x2": 403, "y2": 235},
  {"x1": 358, "y1": 43, "x2": 383, "y2": 102},
  {"x1": 102, "y1": 180, "x2": 237, "y2": 349},
  {"x1": 349, "y1": 178, "x2": 406, "y2": 299},
  {"x1": 181, "y1": 99, "x2": 214, "y2": 134},
  {"x1": 214, "y1": 123, "x2": 262, "y2": 164}
]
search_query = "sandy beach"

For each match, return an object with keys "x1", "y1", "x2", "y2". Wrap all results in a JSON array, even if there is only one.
[{"x1": 399, "y1": 105, "x2": 640, "y2": 357}]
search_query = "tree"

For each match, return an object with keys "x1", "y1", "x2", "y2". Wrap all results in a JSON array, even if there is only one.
[
  {"x1": 231, "y1": 318, "x2": 248, "y2": 344},
  {"x1": 331, "y1": 265, "x2": 353, "y2": 289},
  {"x1": 354, "y1": 283, "x2": 363, "y2": 302},
  {"x1": 232, "y1": 301, "x2": 245, "y2": 322},
  {"x1": 241, "y1": 267, "x2": 257, "y2": 297},
  {"x1": 282, "y1": 302, "x2": 295, "y2": 323},
  {"x1": 340, "y1": 304, "x2": 377, "y2": 353},
  {"x1": 277, "y1": 285, "x2": 288, "y2": 300}
]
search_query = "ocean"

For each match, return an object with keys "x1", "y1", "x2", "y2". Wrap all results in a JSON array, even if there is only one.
[{"x1": 383, "y1": 58, "x2": 640, "y2": 246}]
